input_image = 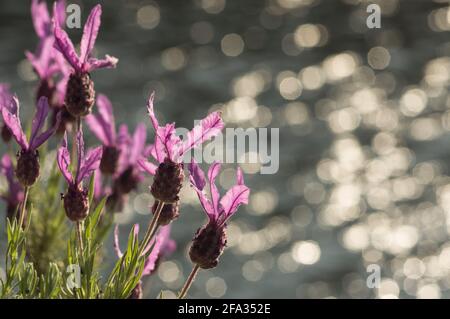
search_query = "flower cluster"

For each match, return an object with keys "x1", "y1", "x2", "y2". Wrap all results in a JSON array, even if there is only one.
[{"x1": 0, "y1": 1, "x2": 250, "y2": 299}]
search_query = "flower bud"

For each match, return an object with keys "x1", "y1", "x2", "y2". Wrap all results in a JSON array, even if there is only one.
[
  {"x1": 151, "y1": 158, "x2": 184, "y2": 203},
  {"x1": 36, "y1": 78, "x2": 56, "y2": 108},
  {"x1": 100, "y1": 146, "x2": 120, "y2": 175},
  {"x1": 16, "y1": 150, "x2": 40, "y2": 187},
  {"x1": 63, "y1": 185, "x2": 89, "y2": 222},
  {"x1": 189, "y1": 222, "x2": 227, "y2": 269},
  {"x1": 1, "y1": 124, "x2": 12, "y2": 143},
  {"x1": 152, "y1": 200, "x2": 180, "y2": 226},
  {"x1": 65, "y1": 72, "x2": 95, "y2": 117}
]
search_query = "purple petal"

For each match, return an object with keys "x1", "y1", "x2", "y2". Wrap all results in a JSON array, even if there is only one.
[
  {"x1": 113, "y1": 225, "x2": 123, "y2": 258},
  {"x1": 146, "y1": 92, "x2": 159, "y2": 132},
  {"x1": 80, "y1": 5, "x2": 102, "y2": 63},
  {"x1": 31, "y1": 0, "x2": 51, "y2": 39},
  {"x1": 208, "y1": 161, "x2": 221, "y2": 216},
  {"x1": 53, "y1": 6, "x2": 82, "y2": 72},
  {"x1": 115, "y1": 124, "x2": 131, "y2": 176},
  {"x1": 30, "y1": 109, "x2": 61, "y2": 150},
  {"x1": 53, "y1": 0, "x2": 66, "y2": 28},
  {"x1": 142, "y1": 225, "x2": 173, "y2": 276},
  {"x1": 85, "y1": 94, "x2": 116, "y2": 146},
  {"x1": 1, "y1": 154, "x2": 14, "y2": 186},
  {"x1": 219, "y1": 185, "x2": 250, "y2": 225},
  {"x1": 188, "y1": 159, "x2": 206, "y2": 191},
  {"x1": 178, "y1": 111, "x2": 224, "y2": 157},
  {"x1": 137, "y1": 158, "x2": 157, "y2": 176},
  {"x1": 129, "y1": 123, "x2": 147, "y2": 166},
  {"x1": 57, "y1": 132, "x2": 73, "y2": 184},
  {"x1": 236, "y1": 167, "x2": 244, "y2": 185},
  {"x1": 86, "y1": 55, "x2": 118, "y2": 72},
  {"x1": 1, "y1": 97, "x2": 28, "y2": 149},
  {"x1": 29, "y1": 96, "x2": 50, "y2": 147},
  {"x1": 77, "y1": 146, "x2": 103, "y2": 184}
]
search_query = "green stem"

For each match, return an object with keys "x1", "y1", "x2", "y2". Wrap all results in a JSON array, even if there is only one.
[
  {"x1": 178, "y1": 264, "x2": 201, "y2": 299},
  {"x1": 18, "y1": 187, "x2": 29, "y2": 228},
  {"x1": 139, "y1": 201, "x2": 164, "y2": 255}
]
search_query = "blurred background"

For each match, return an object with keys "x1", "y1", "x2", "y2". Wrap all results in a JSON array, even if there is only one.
[{"x1": 1, "y1": 0, "x2": 450, "y2": 298}]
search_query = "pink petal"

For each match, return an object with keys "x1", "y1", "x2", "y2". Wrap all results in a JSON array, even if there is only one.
[
  {"x1": 178, "y1": 111, "x2": 224, "y2": 157},
  {"x1": 80, "y1": 5, "x2": 102, "y2": 63},
  {"x1": 142, "y1": 225, "x2": 173, "y2": 276},
  {"x1": 77, "y1": 146, "x2": 103, "y2": 184},
  {"x1": 236, "y1": 167, "x2": 244, "y2": 185},
  {"x1": 31, "y1": 108, "x2": 61, "y2": 150},
  {"x1": 1, "y1": 97, "x2": 28, "y2": 149},
  {"x1": 76, "y1": 131, "x2": 85, "y2": 179},
  {"x1": 188, "y1": 160, "x2": 215, "y2": 220},
  {"x1": 86, "y1": 55, "x2": 118, "y2": 72},
  {"x1": 146, "y1": 92, "x2": 159, "y2": 132},
  {"x1": 208, "y1": 161, "x2": 221, "y2": 216},
  {"x1": 53, "y1": 6, "x2": 82, "y2": 72},
  {"x1": 85, "y1": 94, "x2": 115, "y2": 146},
  {"x1": 129, "y1": 123, "x2": 147, "y2": 165},
  {"x1": 53, "y1": 0, "x2": 66, "y2": 28},
  {"x1": 137, "y1": 158, "x2": 157, "y2": 176},
  {"x1": 31, "y1": 0, "x2": 51, "y2": 39},
  {"x1": 219, "y1": 185, "x2": 250, "y2": 225},
  {"x1": 29, "y1": 97, "x2": 50, "y2": 147},
  {"x1": 57, "y1": 132, "x2": 73, "y2": 184}
]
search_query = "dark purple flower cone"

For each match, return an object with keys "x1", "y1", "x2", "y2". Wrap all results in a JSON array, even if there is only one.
[
  {"x1": 54, "y1": 107, "x2": 76, "y2": 135},
  {"x1": 65, "y1": 72, "x2": 95, "y2": 117},
  {"x1": 16, "y1": 150, "x2": 40, "y2": 187},
  {"x1": 36, "y1": 78, "x2": 56, "y2": 108},
  {"x1": 6, "y1": 203, "x2": 18, "y2": 221},
  {"x1": 189, "y1": 222, "x2": 227, "y2": 269},
  {"x1": 63, "y1": 185, "x2": 89, "y2": 222},
  {"x1": 100, "y1": 146, "x2": 120, "y2": 175},
  {"x1": 1, "y1": 125, "x2": 12, "y2": 143},
  {"x1": 152, "y1": 200, "x2": 180, "y2": 226},
  {"x1": 114, "y1": 166, "x2": 139, "y2": 195},
  {"x1": 128, "y1": 282, "x2": 143, "y2": 299},
  {"x1": 151, "y1": 158, "x2": 184, "y2": 203}
]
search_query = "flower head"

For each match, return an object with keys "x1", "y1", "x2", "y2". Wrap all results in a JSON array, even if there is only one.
[
  {"x1": 86, "y1": 94, "x2": 120, "y2": 175},
  {"x1": 188, "y1": 160, "x2": 249, "y2": 269},
  {"x1": 0, "y1": 154, "x2": 25, "y2": 220},
  {"x1": 57, "y1": 130, "x2": 103, "y2": 221},
  {"x1": 1, "y1": 96, "x2": 60, "y2": 186},
  {"x1": 53, "y1": 4, "x2": 118, "y2": 74}
]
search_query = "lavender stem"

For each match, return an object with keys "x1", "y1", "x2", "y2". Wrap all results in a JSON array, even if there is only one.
[{"x1": 178, "y1": 264, "x2": 201, "y2": 299}]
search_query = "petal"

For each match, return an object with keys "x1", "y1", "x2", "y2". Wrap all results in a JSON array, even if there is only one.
[
  {"x1": 146, "y1": 92, "x2": 159, "y2": 132},
  {"x1": 137, "y1": 158, "x2": 157, "y2": 176},
  {"x1": 142, "y1": 225, "x2": 173, "y2": 276},
  {"x1": 85, "y1": 94, "x2": 115, "y2": 146},
  {"x1": 31, "y1": 0, "x2": 51, "y2": 39},
  {"x1": 236, "y1": 167, "x2": 244, "y2": 185},
  {"x1": 77, "y1": 146, "x2": 103, "y2": 184},
  {"x1": 30, "y1": 109, "x2": 61, "y2": 150},
  {"x1": 178, "y1": 111, "x2": 224, "y2": 157},
  {"x1": 0, "y1": 154, "x2": 14, "y2": 185},
  {"x1": 57, "y1": 132, "x2": 73, "y2": 184},
  {"x1": 188, "y1": 159, "x2": 206, "y2": 191},
  {"x1": 1, "y1": 97, "x2": 28, "y2": 149},
  {"x1": 53, "y1": 0, "x2": 66, "y2": 27},
  {"x1": 129, "y1": 123, "x2": 147, "y2": 166},
  {"x1": 29, "y1": 96, "x2": 50, "y2": 147},
  {"x1": 86, "y1": 55, "x2": 118, "y2": 72},
  {"x1": 53, "y1": 6, "x2": 81, "y2": 72},
  {"x1": 208, "y1": 161, "x2": 221, "y2": 216},
  {"x1": 80, "y1": 5, "x2": 102, "y2": 63},
  {"x1": 113, "y1": 225, "x2": 123, "y2": 258},
  {"x1": 219, "y1": 185, "x2": 250, "y2": 225}
]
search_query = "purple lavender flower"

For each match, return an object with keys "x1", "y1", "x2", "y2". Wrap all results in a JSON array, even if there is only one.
[
  {"x1": 0, "y1": 84, "x2": 14, "y2": 143},
  {"x1": 188, "y1": 160, "x2": 250, "y2": 269},
  {"x1": 113, "y1": 223, "x2": 176, "y2": 299},
  {"x1": 57, "y1": 130, "x2": 103, "y2": 221},
  {"x1": 137, "y1": 92, "x2": 224, "y2": 224},
  {"x1": 1, "y1": 96, "x2": 60, "y2": 187},
  {"x1": 0, "y1": 154, "x2": 25, "y2": 221},
  {"x1": 53, "y1": 4, "x2": 118, "y2": 117},
  {"x1": 86, "y1": 94, "x2": 121, "y2": 175}
]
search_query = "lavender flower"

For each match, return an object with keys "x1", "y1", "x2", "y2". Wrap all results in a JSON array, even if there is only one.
[
  {"x1": 1, "y1": 96, "x2": 60, "y2": 186},
  {"x1": 137, "y1": 93, "x2": 224, "y2": 225},
  {"x1": 86, "y1": 94, "x2": 120, "y2": 175},
  {"x1": 113, "y1": 224, "x2": 175, "y2": 299},
  {"x1": 53, "y1": 4, "x2": 118, "y2": 117},
  {"x1": 0, "y1": 155, "x2": 25, "y2": 221},
  {"x1": 57, "y1": 130, "x2": 103, "y2": 221},
  {"x1": 188, "y1": 160, "x2": 249, "y2": 269}
]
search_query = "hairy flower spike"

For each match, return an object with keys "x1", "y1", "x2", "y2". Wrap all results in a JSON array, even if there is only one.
[
  {"x1": 151, "y1": 159, "x2": 184, "y2": 203},
  {"x1": 152, "y1": 200, "x2": 180, "y2": 226},
  {"x1": 188, "y1": 160, "x2": 249, "y2": 269},
  {"x1": 65, "y1": 72, "x2": 95, "y2": 117},
  {"x1": 57, "y1": 130, "x2": 103, "y2": 221},
  {"x1": 1, "y1": 96, "x2": 60, "y2": 186}
]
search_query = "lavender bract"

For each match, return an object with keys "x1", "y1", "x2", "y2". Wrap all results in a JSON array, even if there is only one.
[
  {"x1": 1, "y1": 96, "x2": 59, "y2": 186},
  {"x1": 53, "y1": 4, "x2": 118, "y2": 117},
  {"x1": 57, "y1": 131, "x2": 103, "y2": 221},
  {"x1": 0, "y1": 155, "x2": 25, "y2": 220},
  {"x1": 188, "y1": 160, "x2": 250, "y2": 269}
]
